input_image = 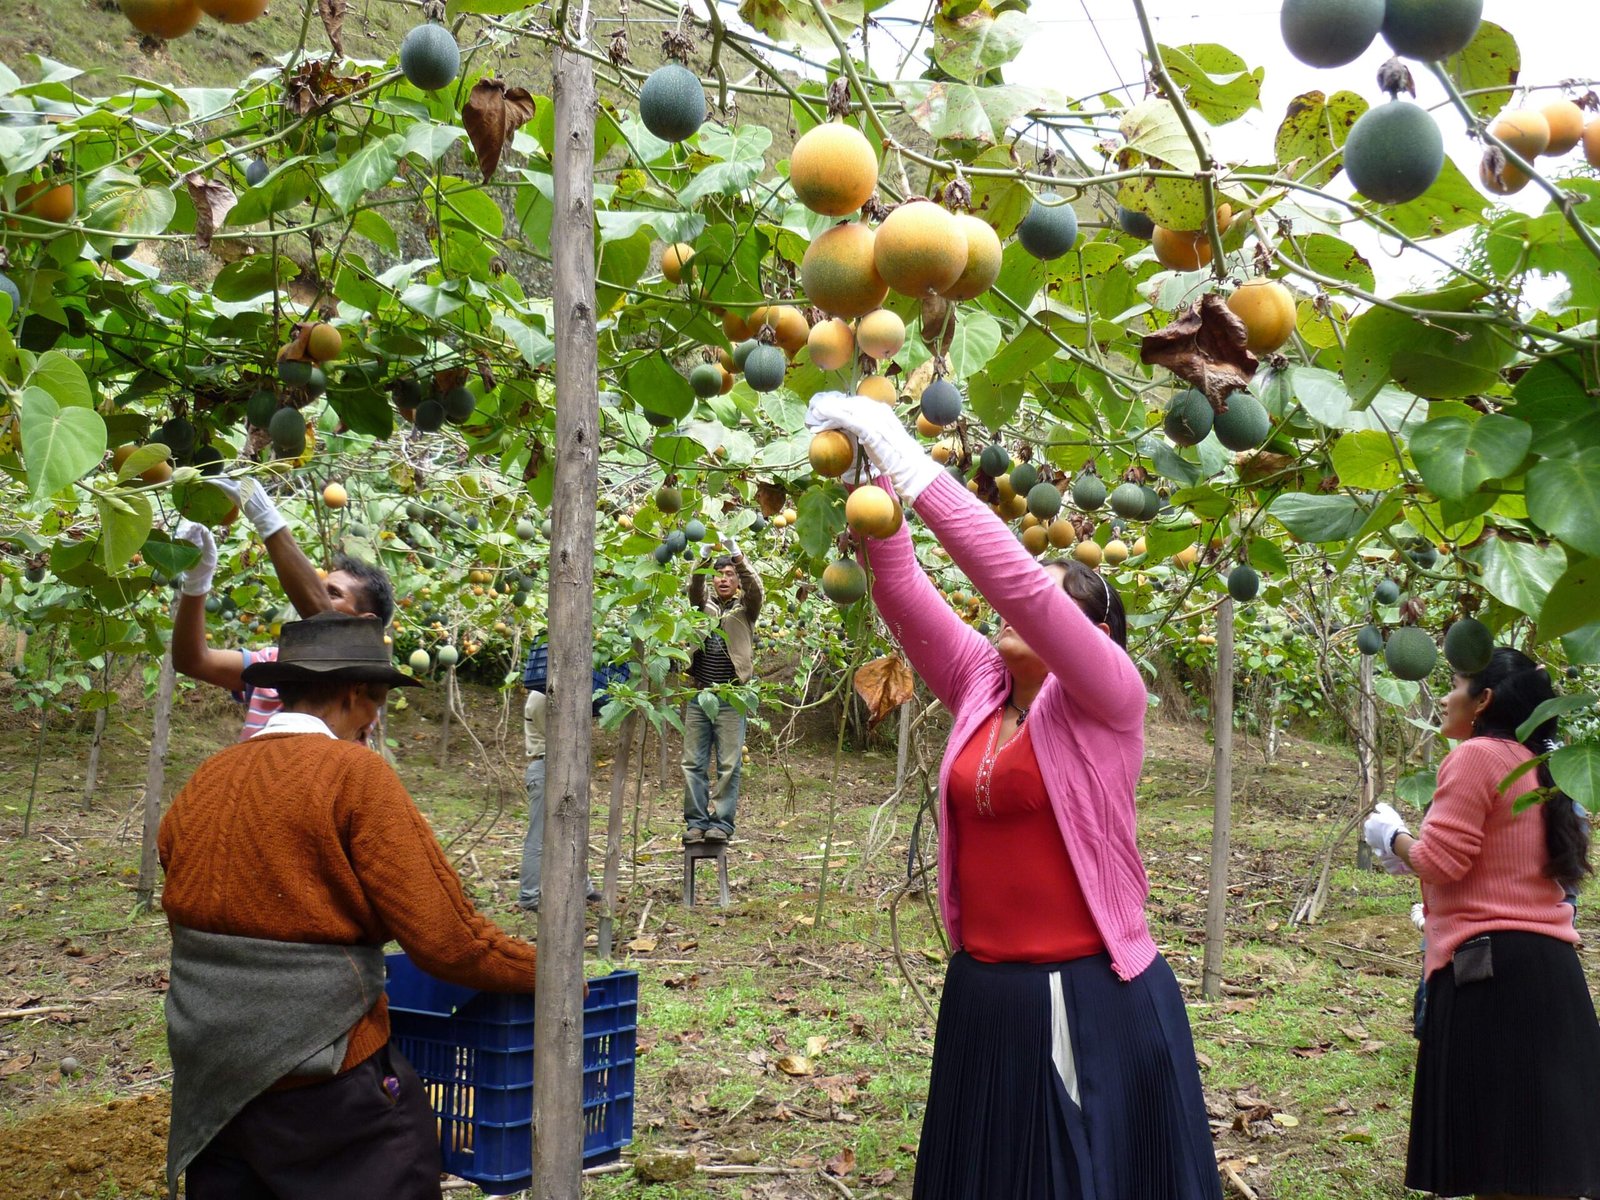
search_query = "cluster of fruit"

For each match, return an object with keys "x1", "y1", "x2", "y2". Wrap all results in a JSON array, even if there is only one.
[
  {"x1": 1352, "y1": 572, "x2": 1491, "y2": 681},
  {"x1": 1478, "y1": 101, "x2": 1600, "y2": 195},
  {"x1": 117, "y1": 0, "x2": 268, "y2": 40}
]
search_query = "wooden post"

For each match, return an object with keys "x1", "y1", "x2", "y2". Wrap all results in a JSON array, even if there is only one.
[
  {"x1": 1202, "y1": 598, "x2": 1235, "y2": 1000},
  {"x1": 1355, "y1": 651, "x2": 1377, "y2": 870},
  {"x1": 135, "y1": 642, "x2": 178, "y2": 912},
  {"x1": 597, "y1": 709, "x2": 639, "y2": 960},
  {"x1": 532, "y1": 37, "x2": 599, "y2": 1200},
  {"x1": 894, "y1": 693, "x2": 913, "y2": 798}
]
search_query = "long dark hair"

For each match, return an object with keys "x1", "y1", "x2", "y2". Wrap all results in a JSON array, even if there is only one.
[
  {"x1": 1463, "y1": 647, "x2": 1591, "y2": 891},
  {"x1": 1039, "y1": 559, "x2": 1127, "y2": 648}
]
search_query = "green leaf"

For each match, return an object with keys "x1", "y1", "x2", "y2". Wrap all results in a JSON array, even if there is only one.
[
  {"x1": 1114, "y1": 98, "x2": 1211, "y2": 230},
  {"x1": 1549, "y1": 743, "x2": 1600, "y2": 810},
  {"x1": 1273, "y1": 90, "x2": 1367, "y2": 188},
  {"x1": 946, "y1": 310, "x2": 1003, "y2": 379},
  {"x1": 399, "y1": 281, "x2": 464, "y2": 318},
  {"x1": 1267, "y1": 493, "x2": 1365, "y2": 543},
  {"x1": 1377, "y1": 156, "x2": 1486, "y2": 242},
  {"x1": 595, "y1": 209, "x2": 706, "y2": 244},
  {"x1": 326, "y1": 386, "x2": 394, "y2": 440},
  {"x1": 1515, "y1": 693, "x2": 1596, "y2": 742},
  {"x1": 933, "y1": 8, "x2": 1030, "y2": 82},
  {"x1": 738, "y1": 0, "x2": 863, "y2": 53},
  {"x1": 1374, "y1": 675, "x2": 1422, "y2": 709},
  {"x1": 1293, "y1": 233, "x2": 1374, "y2": 293},
  {"x1": 796, "y1": 482, "x2": 845, "y2": 560},
  {"x1": 26, "y1": 350, "x2": 92, "y2": 408},
  {"x1": 212, "y1": 256, "x2": 295, "y2": 302},
  {"x1": 1342, "y1": 291, "x2": 1501, "y2": 404},
  {"x1": 82, "y1": 166, "x2": 176, "y2": 240},
  {"x1": 1527, "y1": 449, "x2": 1600, "y2": 559},
  {"x1": 1539, "y1": 556, "x2": 1600, "y2": 640},
  {"x1": 1562, "y1": 622, "x2": 1600, "y2": 665},
  {"x1": 19, "y1": 385, "x2": 107, "y2": 498},
  {"x1": 1158, "y1": 43, "x2": 1263, "y2": 125},
  {"x1": 1395, "y1": 768, "x2": 1436, "y2": 808},
  {"x1": 1247, "y1": 537, "x2": 1289, "y2": 576},
  {"x1": 1511, "y1": 354, "x2": 1600, "y2": 458},
  {"x1": 1443, "y1": 20, "x2": 1520, "y2": 121},
  {"x1": 964, "y1": 373, "x2": 1022, "y2": 431},
  {"x1": 1331, "y1": 429, "x2": 1403, "y2": 489},
  {"x1": 696, "y1": 688, "x2": 721, "y2": 722},
  {"x1": 447, "y1": 0, "x2": 527, "y2": 12},
  {"x1": 889, "y1": 80, "x2": 1048, "y2": 147},
  {"x1": 625, "y1": 353, "x2": 694, "y2": 423},
  {"x1": 227, "y1": 161, "x2": 315, "y2": 226},
  {"x1": 116, "y1": 443, "x2": 169, "y2": 484},
  {"x1": 401, "y1": 120, "x2": 467, "y2": 164},
  {"x1": 94, "y1": 492, "x2": 152, "y2": 574},
  {"x1": 1469, "y1": 536, "x2": 1565, "y2": 619},
  {"x1": 493, "y1": 313, "x2": 554, "y2": 369},
  {"x1": 1408, "y1": 414, "x2": 1531, "y2": 501},
  {"x1": 320, "y1": 133, "x2": 404, "y2": 212}
]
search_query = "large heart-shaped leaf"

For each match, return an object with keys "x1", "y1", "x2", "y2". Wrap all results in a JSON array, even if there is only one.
[
  {"x1": 1526, "y1": 449, "x2": 1600, "y2": 559},
  {"x1": 1274, "y1": 91, "x2": 1367, "y2": 188},
  {"x1": 19, "y1": 385, "x2": 107, "y2": 498},
  {"x1": 1408, "y1": 413, "x2": 1531, "y2": 501},
  {"x1": 1159, "y1": 43, "x2": 1263, "y2": 126},
  {"x1": 1469, "y1": 536, "x2": 1565, "y2": 619},
  {"x1": 95, "y1": 492, "x2": 152, "y2": 574},
  {"x1": 1549, "y1": 743, "x2": 1600, "y2": 810},
  {"x1": 1538, "y1": 556, "x2": 1600, "y2": 640},
  {"x1": 321, "y1": 133, "x2": 404, "y2": 212}
]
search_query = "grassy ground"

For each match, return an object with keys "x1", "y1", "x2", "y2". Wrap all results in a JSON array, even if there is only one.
[{"x1": 1, "y1": 677, "x2": 1597, "y2": 1198}]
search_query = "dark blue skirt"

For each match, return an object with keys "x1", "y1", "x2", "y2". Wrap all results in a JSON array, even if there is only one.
[{"x1": 913, "y1": 951, "x2": 1221, "y2": 1200}]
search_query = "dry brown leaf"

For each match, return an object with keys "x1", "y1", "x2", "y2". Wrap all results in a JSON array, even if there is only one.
[
  {"x1": 463, "y1": 78, "x2": 537, "y2": 183},
  {"x1": 317, "y1": 0, "x2": 346, "y2": 56},
  {"x1": 0, "y1": 1052, "x2": 35, "y2": 1077},
  {"x1": 1139, "y1": 292, "x2": 1258, "y2": 409},
  {"x1": 824, "y1": 1146, "x2": 856, "y2": 1178},
  {"x1": 853, "y1": 655, "x2": 915, "y2": 728},
  {"x1": 775, "y1": 1054, "x2": 813, "y2": 1077},
  {"x1": 757, "y1": 481, "x2": 788, "y2": 517},
  {"x1": 626, "y1": 937, "x2": 657, "y2": 953},
  {"x1": 805, "y1": 1035, "x2": 829, "y2": 1058},
  {"x1": 185, "y1": 174, "x2": 236, "y2": 253},
  {"x1": 277, "y1": 322, "x2": 314, "y2": 363},
  {"x1": 283, "y1": 58, "x2": 371, "y2": 118}
]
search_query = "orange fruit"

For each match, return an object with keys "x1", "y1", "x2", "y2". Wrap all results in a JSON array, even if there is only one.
[
  {"x1": 1586, "y1": 119, "x2": 1600, "y2": 170},
  {"x1": 198, "y1": 0, "x2": 269, "y2": 22},
  {"x1": 916, "y1": 413, "x2": 942, "y2": 438},
  {"x1": 1151, "y1": 204, "x2": 1232, "y2": 272},
  {"x1": 807, "y1": 318, "x2": 855, "y2": 371},
  {"x1": 857, "y1": 375, "x2": 896, "y2": 404},
  {"x1": 119, "y1": 0, "x2": 204, "y2": 37},
  {"x1": 661, "y1": 242, "x2": 695, "y2": 284},
  {"x1": 939, "y1": 214, "x2": 1003, "y2": 301},
  {"x1": 1540, "y1": 99, "x2": 1585, "y2": 156},
  {"x1": 1480, "y1": 152, "x2": 1529, "y2": 195},
  {"x1": 306, "y1": 322, "x2": 342, "y2": 362},
  {"x1": 1048, "y1": 519, "x2": 1076, "y2": 549},
  {"x1": 322, "y1": 482, "x2": 348, "y2": 508},
  {"x1": 801, "y1": 222, "x2": 887, "y2": 318},
  {"x1": 1489, "y1": 109, "x2": 1551, "y2": 161},
  {"x1": 749, "y1": 304, "x2": 810, "y2": 358},
  {"x1": 111, "y1": 444, "x2": 139, "y2": 472},
  {"x1": 1226, "y1": 279, "x2": 1296, "y2": 355},
  {"x1": 789, "y1": 122, "x2": 879, "y2": 217},
  {"x1": 16, "y1": 181, "x2": 75, "y2": 224},
  {"x1": 873, "y1": 200, "x2": 966, "y2": 297},
  {"x1": 845, "y1": 484, "x2": 900, "y2": 538},
  {"x1": 722, "y1": 309, "x2": 750, "y2": 341},
  {"x1": 140, "y1": 459, "x2": 174, "y2": 486},
  {"x1": 1021, "y1": 525, "x2": 1049, "y2": 555},
  {"x1": 809, "y1": 429, "x2": 855, "y2": 478},
  {"x1": 1073, "y1": 539, "x2": 1103, "y2": 567},
  {"x1": 856, "y1": 308, "x2": 906, "y2": 360}
]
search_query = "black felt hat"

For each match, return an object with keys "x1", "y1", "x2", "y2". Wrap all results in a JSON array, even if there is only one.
[{"x1": 240, "y1": 612, "x2": 421, "y2": 689}]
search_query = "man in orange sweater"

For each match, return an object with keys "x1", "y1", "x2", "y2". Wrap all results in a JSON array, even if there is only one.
[{"x1": 159, "y1": 612, "x2": 540, "y2": 1200}]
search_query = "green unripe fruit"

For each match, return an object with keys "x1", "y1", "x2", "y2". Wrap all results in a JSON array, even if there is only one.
[
  {"x1": 1382, "y1": 0, "x2": 1482, "y2": 61},
  {"x1": 732, "y1": 339, "x2": 759, "y2": 371},
  {"x1": 821, "y1": 556, "x2": 869, "y2": 606},
  {"x1": 1227, "y1": 563, "x2": 1260, "y2": 602},
  {"x1": 156, "y1": 417, "x2": 196, "y2": 460},
  {"x1": 1375, "y1": 578, "x2": 1401, "y2": 606},
  {"x1": 246, "y1": 389, "x2": 278, "y2": 429},
  {"x1": 1110, "y1": 482, "x2": 1147, "y2": 519},
  {"x1": 268, "y1": 407, "x2": 304, "y2": 453},
  {"x1": 1443, "y1": 617, "x2": 1493, "y2": 674},
  {"x1": 541, "y1": 518, "x2": 552, "y2": 538},
  {"x1": 1016, "y1": 199, "x2": 1078, "y2": 260},
  {"x1": 192, "y1": 445, "x2": 224, "y2": 476},
  {"x1": 1071, "y1": 474, "x2": 1107, "y2": 511},
  {"x1": 656, "y1": 485, "x2": 682, "y2": 513},
  {"x1": 690, "y1": 363, "x2": 724, "y2": 398},
  {"x1": 1163, "y1": 389, "x2": 1214, "y2": 447},
  {"x1": 684, "y1": 518, "x2": 707, "y2": 542},
  {"x1": 413, "y1": 399, "x2": 446, "y2": 432},
  {"x1": 979, "y1": 444, "x2": 1011, "y2": 477},
  {"x1": 277, "y1": 358, "x2": 313, "y2": 387},
  {"x1": 440, "y1": 386, "x2": 476, "y2": 424},
  {"x1": 205, "y1": 595, "x2": 222, "y2": 614},
  {"x1": 245, "y1": 157, "x2": 270, "y2": 187},
  {"x1": 920, "y1": 378, "x2": 963, "y2": 425},
  {"x1": 400, "y1": 24, "x2": 461, "y2": 91},
  {"x1": 1116, "y1": 205, "x2": 1155, "y2": 240},
  {"x1": 664, "y1": 529, "x2": 687, "y2": 555},
  {"x1": 1280, "y1": 0, "x2": 1384, "y2": 68},
  {"x1": 1385, "y1": 626, "x2": 1438, "y2": 681},
  {"x1": 1026, "y1": 482, "x2": 1062, "y2": 521},
  {"x1": 743, "y1": 343, "x2": 787, "y2": 392},
  {"x1": 406, "y1": 501, "x2": 427, "y2": 522},
  {"x1": 436, "y1": 645, "x2": 459, "y2": 668},
  {"x1": 25, "y1": 565, "x2": 46, "y2": 584},
  {"x1": 1343, "y1": 101, "x2": 1444, "y2": 205},
  {"x1": 651, "y1": 543, "x2": 673, "y2": 565},
  {"x1": 516, "y1": 519, "x2": 537, "y2": 540},
  {"x1": 1213, "y1": 391, "x2": 1271, "y2": 451},
  {"x1": 1009, "y1": 462, "x2": 1039, "y2": 495},
  {"x1": 1356, "y1": 624, "x2": 1385, "y2": 656},
  {"x1": 0, "y1": 272, "x2": 20, "y2": 317},
  {"x1": 393, "y1": 378, "x2": 423, "y2": 410},
  {"x1": 1139, "y1": 486, "x2": 1163, "y2": 521},
  {"x1": 639, "y1": 64, "x2": 706, "y2": 143},
  {"x1": 409, "y1": 648, "x2": 431, "y2": 674},
  {"x1": 1408, "y1": 542, "x2": 1439, "y2": 569}
]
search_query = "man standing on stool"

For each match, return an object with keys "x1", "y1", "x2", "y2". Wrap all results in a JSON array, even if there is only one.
[{"x1": 683, "y1": 539, "x2": 762, "y2": 845}]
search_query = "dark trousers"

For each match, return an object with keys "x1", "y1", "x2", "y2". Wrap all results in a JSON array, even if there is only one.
[{"x1": 186, "y1": 1045, "x2": 442, "y2": 1199}]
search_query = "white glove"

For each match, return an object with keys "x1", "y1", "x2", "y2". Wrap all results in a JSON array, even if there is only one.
[
  {"x1": 174, "y1": 519, "x2": 219, "y2": 597},
  {"x1": 805, "y1": 391, "x2": 941, "y2": 502},
  {"x1": 724, "y1": 535, "x2": 742, "y2": 559},
  {"x1": 1410, "y1": 902, "x2": 1426, "y2": 932},
  {"x1": 1363, "y1": 801, "x2": 1411, "y2": 859},
  {"x1": 210, "y1": 477, "x2": 287, "y2": 540}
]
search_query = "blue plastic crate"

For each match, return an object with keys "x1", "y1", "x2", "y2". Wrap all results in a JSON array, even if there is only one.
[{"x1": 385, "y1": 953, "x2": 637, "y2": 1195}]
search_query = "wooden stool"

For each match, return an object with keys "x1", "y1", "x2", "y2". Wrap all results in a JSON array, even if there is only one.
[{"x1": 682, "y1": 841, "x2": 730, "y2": 909}]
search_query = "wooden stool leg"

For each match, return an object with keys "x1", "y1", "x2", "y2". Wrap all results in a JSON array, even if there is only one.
[
  {"x1": 682, "y1": 850, "x2": 695, "y2": 908},
  {"x1": 717, "y1": 848, "x2": 730, "y2": 909}
]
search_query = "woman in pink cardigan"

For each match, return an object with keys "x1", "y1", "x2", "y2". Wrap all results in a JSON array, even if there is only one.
[
  {"x1": 807, "y1": 395, "x2": 1220, "y2": 1200},
  {"x1": 1364, "y1": 647, "x2": 1597, "y2": 1198}
]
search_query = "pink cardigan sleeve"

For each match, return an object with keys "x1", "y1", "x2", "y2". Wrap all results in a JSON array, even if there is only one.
[
  {"x1": 856, "y1": 481, "x2": 999, "y2": 714},
  {"x1": 910, "y1": 471, "x2": 1146, "y2": 729},
  {"x1": 1410, "y1": 742, "x2": 1497, "y2": 884}
]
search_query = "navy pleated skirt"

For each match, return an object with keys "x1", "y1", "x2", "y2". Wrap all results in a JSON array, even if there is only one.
[
  {"x1": 913, "y1": 950, "x2": 1222, "y2": 1200},
  {"x1": 1407, "y1": 930, "x2": 1600, "y2": 1197}
]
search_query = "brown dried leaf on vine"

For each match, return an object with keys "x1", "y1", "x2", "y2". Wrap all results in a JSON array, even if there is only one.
[
  {"x1": 184, "y1": 174, "x2": 236, "y2": 253},
  {"x1": 432, "y1": 365, "x2": 470, "y2": 394},
  {"x1": 756, "y1": 481, "x2": 788, "y2": 518},
  {"x1": 920, "y1": 295, "x2": 956, "y2": 356},
  {"x1": 854, "y1": 656, "x2": 916, "y2": 728},
  {"x1": 941, "y1": 178, "x2": 972, "y2": 211},
  {"x1": 463, "y1": 79, "x2": 537, "y2": 183},
  {"x1": 277, "y1": 323, "x2": 314, "y2": 363},
  {"x1": 660, "y1": 28, "x2": 696, "y2": 62},
  {"x1": 317, "y1": 0, "x2": 346, "y2": 56},
  {"x1": 826, "y1": 77, "x2": 853, "y2": 118},
  {"x1": 1401, "y1": 595, "x2": 1427, "y2": 625},
  {"x1": 1139, "y1": 293, "x2": 1258, "y2": 410},
  {"x1": 1376, "y1": 57, "x2": 1415, "y2": 99},
  {"x1": 283, "y1": 58, "x2": 370, "y2": 117},
  {"x1": 475, "y1": 352, "x2": 497, "y2": 393},
  {"x1": 521, "y1": 439, "x2": 546, "y2": 483},
  {"x1": 608, "y1": 28, "x2": 632, "y2": 67}
]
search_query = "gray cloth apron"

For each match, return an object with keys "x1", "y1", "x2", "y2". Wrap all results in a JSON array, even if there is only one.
[{"x1": 164, "y1": 925, "x2": 388, "y2": 1198}]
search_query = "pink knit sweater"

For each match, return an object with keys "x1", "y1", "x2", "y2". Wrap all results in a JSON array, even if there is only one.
[
  {"x1": 860, "y1": 471, "x2": 1157, "y2": 981},
  {"x1": 1410, "y1": 737, "x2": 1578, "y2": 977}
]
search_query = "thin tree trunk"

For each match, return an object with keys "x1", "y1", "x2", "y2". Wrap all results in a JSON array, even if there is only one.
[
  {"x1": 438, "y1": 664, "x2": 455, "y2": 767},
  {"x1": 22, "y1": 631, "x2": 61, "y2": 838},
  {"x1": 1202, "y1": 598, "x2": 1235, "y2": 1000},
  {"x1": 532, "y1": 37, "x2": 598, "y2": 1200},
  {"x1": 135, "y1": 644, "x2": 178, "y2": 913},
  {"x1": 82, "y1": 705, "x2": 108, "y2": 812},
  {"x1": 1355, "y1": 651, "x2": 1377, "y2": 870},
  {"x1": 597, "y1": 709, "x2": 639, "y2": 960}
]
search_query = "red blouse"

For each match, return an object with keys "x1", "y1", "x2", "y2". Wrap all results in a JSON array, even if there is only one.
[{"x1": 947, "y1": 709, "x2": 1106, "y2": 964}]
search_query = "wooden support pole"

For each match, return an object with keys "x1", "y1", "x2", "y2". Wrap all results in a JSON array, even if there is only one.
[
  {"x1": 1202, "y1": 597, "x2": 1235, "y2": 1000},
  {"x1": 1355, "y1": 651, "x2": 1377, "y2": 870},
  {"x1": 135, "y1": 642, "x2": 178, "y2": 912},
  {"x1": 532, "y1": 37, "x2": 599, "y2": 1200}
]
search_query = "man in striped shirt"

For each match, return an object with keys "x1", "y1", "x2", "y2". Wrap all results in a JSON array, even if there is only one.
[
  {"x1": 171, "y1": 480, "x2": 395, "y2": 741},
  {"x1": 683, "y1": 539, "x2": 763, "y2": 844}
]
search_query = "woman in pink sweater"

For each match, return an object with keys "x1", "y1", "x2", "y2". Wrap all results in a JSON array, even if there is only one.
[
  {"x1": 807, "y1": 395, "x2": 1220, "y2": 1200},
  {"x1": 1364, "y1": 646, "x2": 1597, "y2": 1198}
]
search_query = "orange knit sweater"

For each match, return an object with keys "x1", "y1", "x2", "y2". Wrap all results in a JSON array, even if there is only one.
[
  {"x1": 1410, "y1": 737, "x2": 1579, "y2": 977},
  {"x1": 159, "y1": 732, "x2": 538, "y2": 1078}
]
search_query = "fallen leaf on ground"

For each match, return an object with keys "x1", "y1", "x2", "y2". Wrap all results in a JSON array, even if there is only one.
[
  {"x1": 775, "y1": 1054, "x2": 813, "y2": 1077},
  {"x1": 825, "y1": 1147, "x2": 856, "y2": 1178}
]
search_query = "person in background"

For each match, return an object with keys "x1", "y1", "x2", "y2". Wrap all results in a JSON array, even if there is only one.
[
  {"x1": 171, "y1": 478, "x2": 394, "y2": 740},
  {"x1": 518, "y1": 638, "x2": 630, "y2": 912},
  {"x1": 159, "y1": 613, "x2": 539, "y2": 1199},
  {"x1": 1365, "y1": 647, "x2": 1598, "y2": 1200},
  {"x1": 682, "y1": 538, "x2": 762, "y2": 844},
  {"x1": 806, "y1": 393, "x2": 1220, "y2": 1200}
]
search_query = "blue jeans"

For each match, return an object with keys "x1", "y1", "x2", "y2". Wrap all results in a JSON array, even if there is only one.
[
  {"x1": 518, "y1": 758, "x2": 594, "y2": 908},
  {"x1": 682, "y1": 700, "x2": 746, "y2": 835}
]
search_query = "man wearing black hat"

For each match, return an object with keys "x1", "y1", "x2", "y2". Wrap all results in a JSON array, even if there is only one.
[{"x1": 159, "y1": 612, "x2": 540, "y2": 1200}]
